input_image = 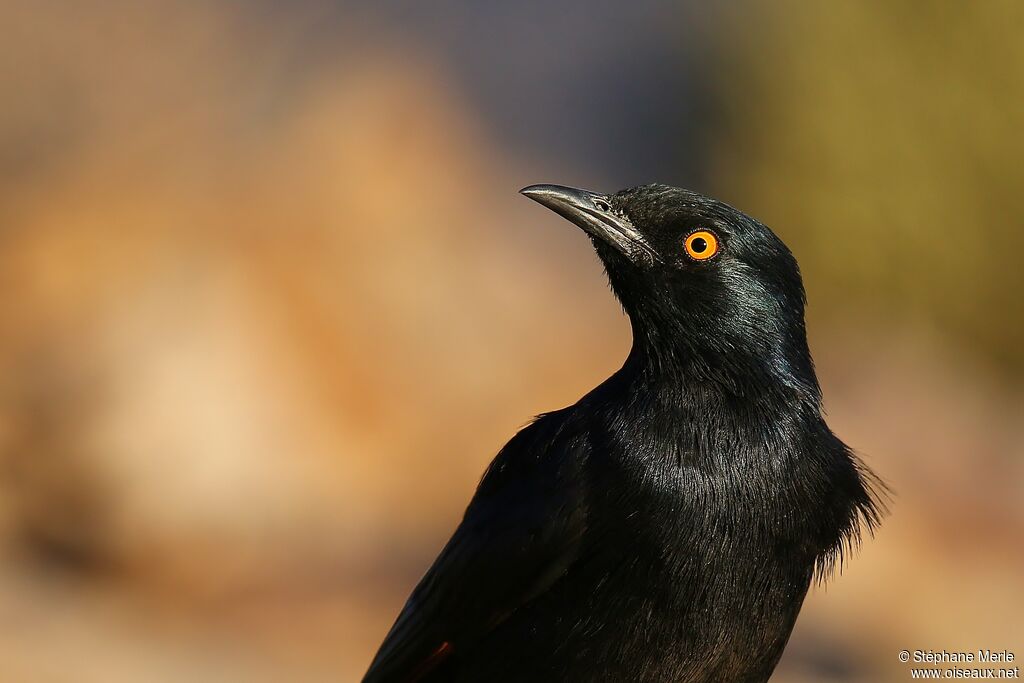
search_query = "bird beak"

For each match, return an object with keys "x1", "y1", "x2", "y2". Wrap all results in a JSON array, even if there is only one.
[{"x1": 520, "y1": 184, "x2": 657, "y2": 263}]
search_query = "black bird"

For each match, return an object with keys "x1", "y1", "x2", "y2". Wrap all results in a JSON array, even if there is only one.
[{"x1": 363, "y1": 184, "x2": 883, "y2": 682}]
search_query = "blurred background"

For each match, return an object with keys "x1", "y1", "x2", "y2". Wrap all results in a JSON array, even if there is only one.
[{"x1": 1, "y1": 1, "x2": 1022, "y2": 681}]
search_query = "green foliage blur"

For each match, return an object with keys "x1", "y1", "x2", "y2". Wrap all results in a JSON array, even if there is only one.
[{"x1": 710, "y1": 1, "x2": 1024, "y2": 376}]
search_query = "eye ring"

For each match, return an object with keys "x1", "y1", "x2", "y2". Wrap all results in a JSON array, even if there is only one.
[{"x1": 684, "y1": 230, "x2": 719, "y2": 261}]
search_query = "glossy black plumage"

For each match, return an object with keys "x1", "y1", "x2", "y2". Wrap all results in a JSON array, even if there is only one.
[{"x1": 363, "y1": 184, "x2": 883, "y2": 683}]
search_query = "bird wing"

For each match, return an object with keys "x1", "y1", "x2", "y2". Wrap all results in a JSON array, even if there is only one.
[{"x1": 362, "y1": 414, "x2": 589, "y2": 683}]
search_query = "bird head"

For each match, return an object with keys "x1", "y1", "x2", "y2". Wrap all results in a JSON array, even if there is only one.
[{"x1": 521, "y1": 183, "x2": 819, "y2": 402}]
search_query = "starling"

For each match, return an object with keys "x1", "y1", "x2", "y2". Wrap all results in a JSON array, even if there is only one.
[{"x1": 363, "y1": 184, "x2": 883, "y2": 682}]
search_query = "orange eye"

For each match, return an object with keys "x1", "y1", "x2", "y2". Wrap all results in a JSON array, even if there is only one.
[{"x1": 684, "y1": 230, "x2": 719, "y2": 260}]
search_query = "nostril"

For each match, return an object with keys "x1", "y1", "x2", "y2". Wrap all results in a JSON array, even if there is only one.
[{"x1": 594, "y1": 199, "x2": 611, "y2": 212}]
